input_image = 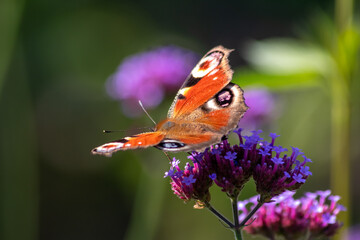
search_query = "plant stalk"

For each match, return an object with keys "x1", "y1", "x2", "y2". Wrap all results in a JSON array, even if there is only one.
[
  {"x1": 231, "y1": 196, "x2": 242, "y2": 240},
  {"x1": 239, "y1": 202, "x2": 264, "y2": 227},
  {"x1": 331, "y1": 0, "x2": 353, "y2": 238},
  {"x1": 204, "y1": 201, "x2": 234, "y2": 229}
]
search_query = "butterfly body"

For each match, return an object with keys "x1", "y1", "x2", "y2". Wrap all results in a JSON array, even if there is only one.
[{"x1": 92, "y1": 46, "x2": 248, "y2": 156}]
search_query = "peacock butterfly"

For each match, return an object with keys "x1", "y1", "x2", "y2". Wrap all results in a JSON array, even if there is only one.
[{"x1": 92, "y1": 46, "x2": 248, "y2": 156}]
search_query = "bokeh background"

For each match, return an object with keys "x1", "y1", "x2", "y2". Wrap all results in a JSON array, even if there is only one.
[{"x1": 1, "y1": 0, "x2": 359, "y2": 239}]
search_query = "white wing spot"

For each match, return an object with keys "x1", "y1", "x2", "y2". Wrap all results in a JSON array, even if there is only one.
[
  {"x1": 138, "y1": 142, "x2": 142, "y2": 145},
  {"x1": 213, "y1": 77, "x2": 218, "y2": 80},
  {"x1": 125, "y1": 143, "x2": 131, "y2": 147},
  {"x1": 209, "y1": 69, "x2": 219, "y2": 76},
  {"x1": 179, "y1": 87, "x2": 190, "y2": 95}
]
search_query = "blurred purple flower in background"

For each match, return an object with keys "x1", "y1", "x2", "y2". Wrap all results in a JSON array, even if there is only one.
[
  {"x1": 239, "y1": 88, "x2": 276, "y2": 130},
  {"x1": 106, "y1": 46, "x2": 198, "y2": 117},
  {"x1": 348, "y1": 225, "x2": 360, "y2": 240},
  {"x1": 238, "y1": 190, "x2": 346, "y2": 240}
]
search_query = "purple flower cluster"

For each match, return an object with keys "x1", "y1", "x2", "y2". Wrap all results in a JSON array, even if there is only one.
[
  {"x1": 164, "y1": 157, "x2": 213, "y2": 203},
  {"x1": 238, "y1": 190, "x2": 346, "y2": 240},
  {"x1": 106, "y1": 46, "x2": 198, "y2": 116},
  {"x1": 238, "y1": 88, "x2": 276, "y2": 131},
  {"x1": 165, "y1": 129, "x2": 312, "y2": 203},
  {"x1": 200, "y1": 137, "x2": 253, "y2": 198},
  {"x1": 253, "y1": 132, "x2": 312, "y2": 202}
]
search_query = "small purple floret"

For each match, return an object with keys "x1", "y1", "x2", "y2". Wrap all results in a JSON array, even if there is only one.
[
  {"x1": 271, "y1": 157, "x2": 284, "y2": 165},
  {"x1": 293, "y1": 173, "x2": 306, "y2": 183},
  {"x1": 224, "y1": 151, "x2": 237, "y2": 161},
  {"x1": 269, "y1": 133, "x2": 280, "y2": 139},
  {"x1": 171, "y1": 157, "x2": 180, "y2": 167},
  {"x1": 182, "y1": 175, "x2": 197, "y2": 186},
  {"x1": 164, "y1": 168, "x2": 175, "y2": 178},
  {"x1": 300, "y1": 166, "x2": 312, "y2": 176},
  {"x1": 209, "y1": 173, "x2": 217, "y2": 180}
]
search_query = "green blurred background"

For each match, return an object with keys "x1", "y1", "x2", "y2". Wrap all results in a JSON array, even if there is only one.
[{"x1": 1, "y1": 0, "x2": 359, "y2": 239}]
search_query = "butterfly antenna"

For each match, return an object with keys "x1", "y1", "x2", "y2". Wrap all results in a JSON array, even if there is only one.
[
  {"x1": 138, "y1": 100, "x2": 156, "y2": 126},
  {"x1": 102, "y1": 127, "x2": 151, "y2": 133},
  {"x1": 103, "y1": 130, "x2": 121, "y2": 133}
]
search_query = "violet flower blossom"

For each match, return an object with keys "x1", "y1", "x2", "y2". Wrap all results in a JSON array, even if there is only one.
[
  {"x1": 164, "y1": 156, "x2": 213, "y2": 203},
  {"x1": 165, "y1": 129, "x2": 312, "y2": 203},
  {"x1": 348, "y1": 225, "x2": 360, "y2": 240},
  {"x1": 106, "y1": 46, "x2": 198, "y2": 116},
  {"x1": 238, "y1": 88, "x2": 276, "y2": 131},
  {"x1": 238, "y1": 190, "x2": 346, "y2": 240}
]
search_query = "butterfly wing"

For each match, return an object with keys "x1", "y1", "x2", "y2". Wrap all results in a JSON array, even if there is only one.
[
  {"x1": 154, "y1": 83, "x2": 248, "y2": 152},
  {"x1": 91, "y1": 132, "x2": 165, "y2": 157},
  {"x1": 167, "y1": 45, "x2": 234, "y2": 118}
]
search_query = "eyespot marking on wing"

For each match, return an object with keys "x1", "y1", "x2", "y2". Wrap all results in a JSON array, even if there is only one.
[
  {"x1": 191, "y1": 51, "x2": 224, "y2": 78},
  {"x1": 216, "y1": 90, "x2": 233, "y2": 107},
  {"x1": 156, "y1": 140, "x2": 186, "y2": 150},
  {"x1": 200, "y1": 83, "x2": 238, "y2": 112}
]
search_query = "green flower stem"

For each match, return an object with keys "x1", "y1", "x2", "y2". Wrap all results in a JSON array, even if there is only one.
[
  {"x1": 335, "y1": 0, "x2": 353, "y2": 31},
  {"x1": 330, "y1": 72, "x2": 351, "y2": 238},
  {"x1": 0, "y1": 0, "x2": 24, "y2": 99},
  {"x1": 233, "y1": 228, "x2": 243, "y2": 240},
  {"x1": 239, "y1": 201, "x2": 264, "y2": 227},
  {"x1": 332, "y1": 0, "x2": 353, "y2": 237},
  {"x1": 205, "y1": 195, "x2": 264, "y2": 240},
  {"x1": 231, "y1": 196, "x2": 243, "y2": 240},
  {"x1": 204, "y1": 201, "x2": 234, "y2": 229}
]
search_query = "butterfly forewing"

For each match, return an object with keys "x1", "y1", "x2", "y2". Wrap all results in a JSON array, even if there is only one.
[
  {"x1": 91, "y1": 132, "x2": 165, "y2": 157},
  {"x1": 167, "y1": 46, "x2": 234, "y2": 118}
]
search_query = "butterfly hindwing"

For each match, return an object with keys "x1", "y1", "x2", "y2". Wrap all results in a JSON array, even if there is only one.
[{"x1": 196, "y1": 83, "x2": 248, "y2": 134}]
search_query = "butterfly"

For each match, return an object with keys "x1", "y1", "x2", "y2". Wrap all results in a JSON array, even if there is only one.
[{"x1": 92, "y1": 46, "x2": 248, "y2": 156}]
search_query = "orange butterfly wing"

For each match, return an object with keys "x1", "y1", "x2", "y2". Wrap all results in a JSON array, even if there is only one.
[
  {"x1": 168, "y1": 46, "x2": 233, "y2": 118},
  {"x1": 153, "y1": 83, "x2": 248, "y2": 152},
  {"x1": 91, "y1": 132, "x2": 165, "y2": 157}
]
